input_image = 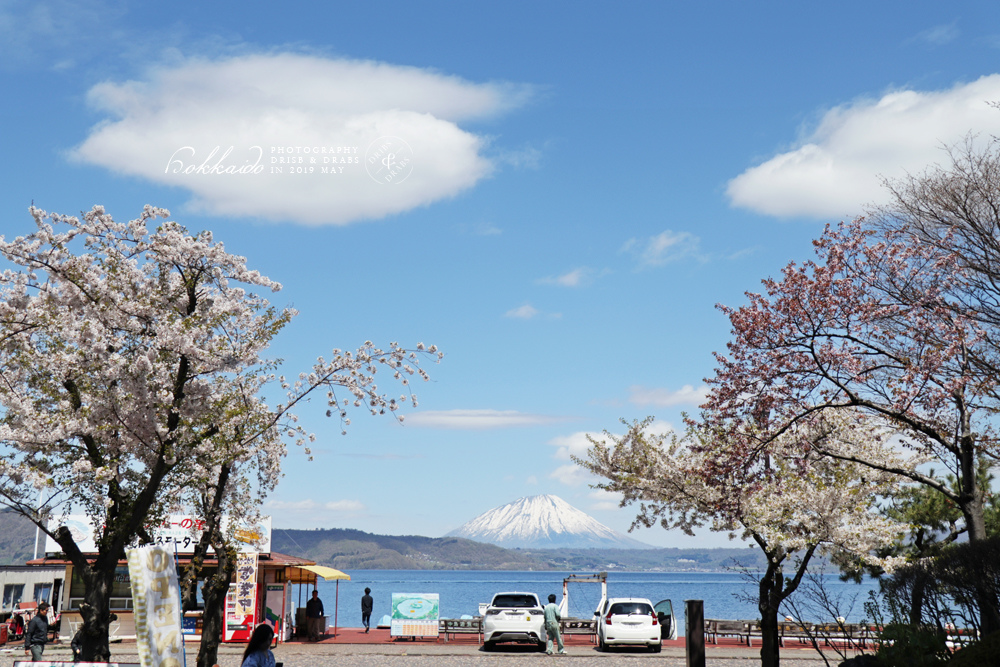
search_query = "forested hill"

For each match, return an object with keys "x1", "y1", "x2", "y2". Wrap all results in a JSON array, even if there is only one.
[
  {"x1": 0, "y1": 511, "x2": 39, "y2": 565},
  {"x1": 0, "y1": 514, "x2": 768, "y2": 572},
  {"x1": 271, "y1": 527, "x2": 549, "y2": 570},
  {"x1": 270, "y1": 527, "x2": 768, "y2": 572}
]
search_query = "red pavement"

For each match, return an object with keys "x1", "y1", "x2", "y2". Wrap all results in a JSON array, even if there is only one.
[{"x1": 283, "y1": 627, "x2": 826, "y2": 653}]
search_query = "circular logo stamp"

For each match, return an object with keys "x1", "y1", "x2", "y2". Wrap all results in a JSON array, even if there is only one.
[{"x1": 365, "y1": 136, "x2": 414, "y2": 184}]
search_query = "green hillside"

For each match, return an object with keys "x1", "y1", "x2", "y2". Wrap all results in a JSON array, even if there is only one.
[
  {"x1": 270, "y1": 527, "x2": 769, "y2": 572},
  {"x1": 0, "y1": 511, "x2": 39, "y2": 565},
  {"x1": 271, "y1": 527, "x2": 552, "y2": 570},
  {"x1": 0, "y1": 514, "x2": 769, "y2": 573},
  {"x1": 520, "y1": 546, "x2": 768, "y2": 572}
]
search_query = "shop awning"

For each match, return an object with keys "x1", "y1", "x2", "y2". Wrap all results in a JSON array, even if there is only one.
[
  {"x1": 302, "y1": 565, "x2": 350, "y2": 581},
  {"x1": 284, "y1": 565, "x2": 350, "y2": 583}
]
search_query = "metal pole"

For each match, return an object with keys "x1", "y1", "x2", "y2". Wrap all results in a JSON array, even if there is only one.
[
  {"x1": 33, "y1": 489, "x2": 42, "y2": 560},
  {"x1": 334, "y1": 580, "x2": 339, "y2": 638},
  {"x1": 175, "y1": 542, "x2": 187, "y2": 667},
  {"x1": 685, "y1": 600, "x2": 705, "y2": 667}
]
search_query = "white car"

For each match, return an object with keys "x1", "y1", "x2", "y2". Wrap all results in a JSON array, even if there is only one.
[
  {"x1": 595, "y1": 597, "x2": 676, "y2": 652},
  {"x1": 482, "y1": 591, "x2": 546, "y2": 650}
]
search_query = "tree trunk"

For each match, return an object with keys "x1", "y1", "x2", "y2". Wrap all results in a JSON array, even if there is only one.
[
  {"x1": 758, "y1": 564, "x2": 782, "y2": 667},
  {"x1": 957, "y1": 436, "x2": 1000, "y2": 635},
  {"x1": 909, "y1": 569, "x2": 926, "y2": 626},
  {"x1": 78, "y1": 565, "x2": 115, "y2": 662},
  {"x1": 197, "y1": 543, "x2": 235, "y2": 667},
  {"x1": 759, "y1": 609, "x2": 781, "y2": 667}
]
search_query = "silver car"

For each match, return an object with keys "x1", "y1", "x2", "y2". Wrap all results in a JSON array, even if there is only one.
[{"x1": 482, "y1": 591, "x2": 546, "y2": 650}]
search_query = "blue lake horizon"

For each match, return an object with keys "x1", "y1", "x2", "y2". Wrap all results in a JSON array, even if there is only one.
[{"x1": 303, "y1": 569, "x2": 881, "y2": 631}]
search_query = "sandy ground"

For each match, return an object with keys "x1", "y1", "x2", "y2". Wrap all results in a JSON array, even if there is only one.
[{"x1": 0, "y1": 638, "x2": 859, "y2": 667}]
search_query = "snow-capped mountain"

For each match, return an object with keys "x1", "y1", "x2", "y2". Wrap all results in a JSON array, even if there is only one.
[{"x1": 446, "y1": 494, "x2": 650, "y2": 549}]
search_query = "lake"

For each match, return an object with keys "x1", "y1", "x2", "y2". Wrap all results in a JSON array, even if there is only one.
[{"x1": 304, "y1": 570, "x2": 881, "y2": 630}]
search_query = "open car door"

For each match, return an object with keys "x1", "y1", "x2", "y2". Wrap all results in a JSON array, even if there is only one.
[{"x1": 653, "y1": 599, "x2": 677, "y2": 640}]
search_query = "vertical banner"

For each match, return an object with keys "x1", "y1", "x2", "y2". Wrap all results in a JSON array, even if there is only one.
[
  {"x1": 127, "y1": 545, "x2": 184, "y2": 667},
  {"x1": 223, "y1": 553, "x2": 258, "y2": 642},
  {"x1": 235, "y1": 553, "x2": 258, "y2": 616}
]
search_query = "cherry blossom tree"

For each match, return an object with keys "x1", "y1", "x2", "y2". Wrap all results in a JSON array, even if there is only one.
[
  {"x1": 579, "y1": 412, "x2": 903, "y2": 667},
  {"x1": 706, "y1": 217, "x2": 1000, "y2": 633},
  {"x1": 0, "y1": 205, "x2": 441, "y2": 661}
]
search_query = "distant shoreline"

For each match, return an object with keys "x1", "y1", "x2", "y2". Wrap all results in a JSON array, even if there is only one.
[{"x1": 271, "y1": 526, "x2": 769, "y2": 572}]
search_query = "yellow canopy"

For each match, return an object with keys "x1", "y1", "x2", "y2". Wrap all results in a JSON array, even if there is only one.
[
  {"x1": 302, "y1": 565, "x2": 350, "y2": 581},
  {"x1": 284, "y1": 565, "x2": 350, "y2": 583}
]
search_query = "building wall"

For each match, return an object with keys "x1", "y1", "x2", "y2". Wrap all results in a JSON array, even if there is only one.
[{"x1": 0, "y1": 566, "x2": 65, "y2": 615}]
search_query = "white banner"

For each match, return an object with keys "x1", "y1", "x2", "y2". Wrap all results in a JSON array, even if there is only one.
[
  {"x1": 46, "y1": 515, "x2": 272, "y2": 555},
  {"x1": 235, "y1": 553, "x2": 258, "y2": 617},
  {"x1": 127, "y1": 545, "x2": 185, "y2": 667}
]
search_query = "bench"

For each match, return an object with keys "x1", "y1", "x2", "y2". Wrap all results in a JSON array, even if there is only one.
[
  {"x1": 776, "y1": 621, "x2": 813, "y2": 646},
  {"x1": 560, "y1": 619, "x2": 597, "y2": 642},
  {"x1": 813, "y1": 622, "x2": 877, "y2": 648},
  {"x1": 749, "y1": 621, "x2": 831, "y2": 647},
  {"x1": 438, "y1": 618, "x2": 482, "y2": 642},
  {"x1": 704, "y1": 619, "x2": 750, "y2": 645}
]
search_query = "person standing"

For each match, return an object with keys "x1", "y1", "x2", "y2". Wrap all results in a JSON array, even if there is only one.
[
  {"x1": 305, "y1": 589, "x2": 324, "y2": 641},
  {"x1": 23, "y1": 602, "x2": 50, "y2": 661},
  {"x1": 543, "y1": 594, "x2": 565, "y2": 655},
  {"x1": 361, "y1": 588, "x2": 374, "y2": 633}
]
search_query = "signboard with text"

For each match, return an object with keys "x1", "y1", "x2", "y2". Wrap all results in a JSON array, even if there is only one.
[
  {"x1": 45, "y1": 514, "x2": 271, "y2": 555},
  {"x1": 390, "y1": 593, "x2": 439, "y2": 638},
  {"x1": 222, "y1": 553, "x2": 259, "y2": 643}
]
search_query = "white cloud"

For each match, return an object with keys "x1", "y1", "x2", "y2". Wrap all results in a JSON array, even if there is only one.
[
  {"x1": 550, "y1": 463, "x2": 592, "y2": 487},
  {"x1": 494, "y1": 145, "x2": 543, "y2": 169},
  {"x1": 539, "y1": 267, "x2": 590, "y2": 287},
  {"x1": 70, "y1": 53, "x2": 532, "y2": 225},
  {"x1": 406, "y1": 409, "x2": 563, "y2": 429},
  {"x1": 266, "y1": 499, "x2": 366, "y2": 512},
  {"x1": 629, "y1": 384, "x2": 709, "y2": 408},
  {"x1": 623, "y1": 230, "x2": 702, "y2": 267},
  {"x1": 914, "y1": 22, "x2": 960, "y2": 46},
  {"x1": 727, "y1": 75, "x2": 1000, "y2": 219},
  {"x1": 457, "y1": 221, "x2": 502, "y2": 236},
  {"x1": 0, "y1": 0, "x2": 123, "y2": 69},
  {"x1": 506, "y1": 304, "x2": 539, "y2": 319},
  {"x1": 548, "y1": 431, "x2": 602, "y2": 461},
  {"x1": 588, "y1": 489, "x2": 623, "y2": 512}
]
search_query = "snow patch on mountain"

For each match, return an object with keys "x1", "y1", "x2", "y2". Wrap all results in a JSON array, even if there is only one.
[{"x1": 446, "y1": 494, "x2": 650, "y2": 549}]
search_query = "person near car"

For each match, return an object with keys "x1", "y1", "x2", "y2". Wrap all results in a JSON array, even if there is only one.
[
  {"x1": 306, "y1": 589, "x2": 324, "y2": 641},
  {"x1": 23, "y1": 601, "x2": 50, "y2": 661},
  {"x1": 361, "y1": 587, "x2": 374, "y2": 633},
  {"x1": 543, "y1": 594, "x2": 565, "y2": 655}
]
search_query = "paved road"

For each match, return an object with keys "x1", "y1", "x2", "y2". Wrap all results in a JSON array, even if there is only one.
[{"x1": 0, "y1": 641, "x2": 851, "y2": 667}]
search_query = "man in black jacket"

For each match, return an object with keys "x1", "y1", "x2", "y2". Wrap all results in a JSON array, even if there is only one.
[
  {"x1": 23, "y1": 602, "x2": 50, "y2": 661},
  {"x1": 305, "y1": 590, "x2": 324, "y2": 641},
  {"x1": 361, "y1": 588, "x2": 374, "y2": 633}
]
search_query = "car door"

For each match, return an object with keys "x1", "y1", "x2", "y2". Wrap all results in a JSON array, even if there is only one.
[{"x1": 653, "y1": 599, "x2": 675, "y2": 640}]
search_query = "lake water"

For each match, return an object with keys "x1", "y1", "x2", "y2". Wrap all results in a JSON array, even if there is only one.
[{"x1": 304, "y1": 570, "x2": 880, "y2": 630}]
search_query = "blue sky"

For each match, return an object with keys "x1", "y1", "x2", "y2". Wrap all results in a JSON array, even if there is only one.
[{"x1": 5, "y1": 1, "x2": 1000, "y2": 548}]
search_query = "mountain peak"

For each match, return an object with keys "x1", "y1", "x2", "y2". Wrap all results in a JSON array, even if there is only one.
[{"x1": 446, "y1": 494, "x2": 650, "y2": 549}]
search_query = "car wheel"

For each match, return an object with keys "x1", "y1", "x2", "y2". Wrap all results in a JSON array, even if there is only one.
[
  {"x1": 650, "y1": 643, "x2": 662, "y2": 653},
  {"x1": 482, "y1": 641, "x2": 495, "y2": 652},
  {"x1": 598, "y1": 637, "x2": 607, "y2": 652},
  {"x1": 538, "y1": 641, "x2": 547, "y2": 652}
]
